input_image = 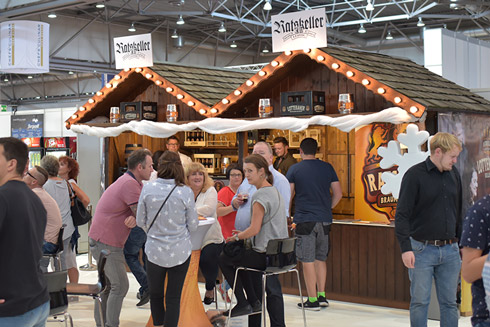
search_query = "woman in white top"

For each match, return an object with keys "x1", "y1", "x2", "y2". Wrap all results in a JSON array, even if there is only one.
[
  {"x1": 185, "y1": 162, "x2": 224, "y2": 305},
  {"x1": 136, "y1": 151, "x2": 198, "y2": 327}
]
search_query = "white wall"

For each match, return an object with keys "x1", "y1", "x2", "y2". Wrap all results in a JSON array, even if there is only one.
[{"x1": 424, "y1": 28, "x2": 490, "y2": 89}]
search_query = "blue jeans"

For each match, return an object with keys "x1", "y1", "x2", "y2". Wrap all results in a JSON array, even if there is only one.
[
  {"x1": 475, "y1": 322, "x2": 490, "y2": 327},
  {"x1": 124, "y1": 226, "x2": 148, "y2": 295},
  {"x1": 0, "y1": 300, "x2": 49, "y2": 327},
  {"x1": 408, "y1": 238, "x2": 461, "y2": 327}
]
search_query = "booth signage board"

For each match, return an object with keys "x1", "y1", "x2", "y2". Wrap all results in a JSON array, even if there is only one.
[
  {"x1": 0, "y1": 21, "x2": 50, "y2": 74},
  {"x1": 11, "y1": 114, "x2": 44, "y2": 138},
  {"x1": 114, "y1": 33, "x2": 153, "y2": 69},
  {"x1": 271, "y1": 8, "x2": 327, "y2": 52}
]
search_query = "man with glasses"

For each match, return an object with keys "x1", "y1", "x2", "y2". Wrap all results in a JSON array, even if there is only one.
[
  {"x1": 166, "y1": 135, "x2": 192, "y2": 168},
  {"x1": 23, "y1": 165, "x2": 63, "y2": 271}
]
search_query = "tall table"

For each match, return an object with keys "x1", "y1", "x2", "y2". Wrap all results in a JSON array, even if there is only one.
[{"x1": 146, "y1": 218, "x2": 215, "y2": 327}]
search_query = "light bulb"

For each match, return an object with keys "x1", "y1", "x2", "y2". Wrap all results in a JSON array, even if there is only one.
[
  {"x1": 177, "y1": 15, "x2": 185, "y2": 25},
  {"x1": 358, "y1": 23, "x2": 366, "y2": 34},
  {"x1": 218, "y1": 22, "x2": 226, "y2": 33},
  {"x1": 264, "y1": 0, "x2": 272, "y2": 11}
]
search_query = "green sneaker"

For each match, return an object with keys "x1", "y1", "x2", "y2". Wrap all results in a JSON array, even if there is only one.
[{"x1": 297, "y1": 299, "x2": 320, "y2": 311}]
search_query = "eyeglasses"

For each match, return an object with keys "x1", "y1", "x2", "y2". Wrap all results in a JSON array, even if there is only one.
[
  {"x1": 230, "y1": 173, "x2": 242, "y2": 177},
  {"x1": 26, "y1": 171, "x2": 37, "y2": 180},
  {"x1": 167, "y1": 143, "x2": 179, "y2": 146}
]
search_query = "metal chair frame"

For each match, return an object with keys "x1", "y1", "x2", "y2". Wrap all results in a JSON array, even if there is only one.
[
  {"x1": 225, "y1": 238, "x2": 307, "y2": 327},
  {"x1": 66, "y1": 249, "x2": 109, "y2": 326},
  {"x1": 42, "y1": 226, "x2": 64, "y2": 272},
  {"x1": 44, "y1": 270, "x2": 74, "y2": 327}
]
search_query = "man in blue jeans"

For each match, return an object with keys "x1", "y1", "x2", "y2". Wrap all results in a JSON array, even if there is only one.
[
  {"x1": 395, "y1": 132, "x2": 463, "y2": 327},
  {"x1": 124, "y1": 226, "x2": 149, "y2": 306}
]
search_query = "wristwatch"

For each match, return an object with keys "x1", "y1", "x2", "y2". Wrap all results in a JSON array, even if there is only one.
[{"x1": 234, "y1": 234, "x2": 240, "y2": 242}]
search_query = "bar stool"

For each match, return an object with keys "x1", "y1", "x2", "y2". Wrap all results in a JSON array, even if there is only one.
[
  {"x1": 225, "y1": 237, "x2": 307, "y2": 327},
  {"x1": 42, "y1": 226, "x2": 64, "y2": 272}
]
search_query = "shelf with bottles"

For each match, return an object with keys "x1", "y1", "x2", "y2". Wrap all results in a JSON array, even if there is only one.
[
  {"x1": 289, "y1": 128, "x2": 322, "y2": 148},
  {"x1": 207, "y1": 133, "x2": 236, "y2": 147},
  {"x1": 183, "y1": 130, "x2": 236, "y2": 148},
  {"x1": 193, "y1": 153, "x2": 222, "y2": 174},
  {"x1": 184, "y1": 130, "x2": 206, "y2": 147}
]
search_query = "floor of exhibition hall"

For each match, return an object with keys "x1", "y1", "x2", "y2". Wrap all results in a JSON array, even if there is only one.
[{"x1": 49, "y1": 254, "x2": 472, "y2": 327}]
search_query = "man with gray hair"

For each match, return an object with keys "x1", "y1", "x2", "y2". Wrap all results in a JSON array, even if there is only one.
[
  {"x1": 23, "y1": 165, "x2": 62, "y2": 270},
  {"x1": 231, "y1": 141, "x2": 291, "y2": 327},
  {"x1": 88, "y1": 149, "x2": 153, "y2": 327}
]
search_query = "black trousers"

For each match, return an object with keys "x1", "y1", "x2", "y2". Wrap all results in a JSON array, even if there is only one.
[
  {"x1": 146, "y1": 257, "x2": 190, "y2": 327},
  {"x1": 248, "y1": 274, "x2": 286, "y2": 327},
  {"x1": 199, "y1": 242, "x2": 224, "y2": 291},
  {"x1": 219, "y1": 249, "x2": 266, "y2": 307}
]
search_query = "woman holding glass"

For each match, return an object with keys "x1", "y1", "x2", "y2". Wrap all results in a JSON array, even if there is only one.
[
  {"x1": 219, "y1": 154, "x2": 288, "y2": 317},
  {"x1": 185, "y1": 162, "x2": 224, "y2": 305},
  {"x1": 136, "y1": 151, "x2": 198, "y2": 327}
]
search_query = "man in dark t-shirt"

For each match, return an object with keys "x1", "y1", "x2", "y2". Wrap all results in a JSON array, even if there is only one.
[
  {"x1": 461, "y1": 194, "x2": 490, "y2": 327},
  {"x1": 0, "y1": 137, "x2": 50, "y2": 326},
  {"x1": 287, "y1": 138, "x2": 342, "y2": 311}
]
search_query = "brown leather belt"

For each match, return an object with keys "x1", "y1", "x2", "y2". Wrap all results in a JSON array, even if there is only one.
[{"x1": 416, "y1": 238, "x2": 458, "y2": 246}]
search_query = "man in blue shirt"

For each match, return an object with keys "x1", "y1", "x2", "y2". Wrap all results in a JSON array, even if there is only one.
[
  {"x1": 287, "y1": 138, "x2": 342, "y2": 311},
  {"x1": 461, "y1": 194, "x2": 490, "y2": 327},
  {"x1": 231, "y1": 141, "x2": 290, "y2": 327}
]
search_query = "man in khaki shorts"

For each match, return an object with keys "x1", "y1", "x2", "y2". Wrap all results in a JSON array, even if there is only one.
[{"x1": 287, "y1": 138, "x2": 342, "y2": 311}]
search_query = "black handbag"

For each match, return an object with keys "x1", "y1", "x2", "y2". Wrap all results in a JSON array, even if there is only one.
[
  {"x1": 223, "y1": 240, "x2": 245, "y2": 262},
  {"x1": 66, "y1": 180, "x2": 92, "y2": 226}
]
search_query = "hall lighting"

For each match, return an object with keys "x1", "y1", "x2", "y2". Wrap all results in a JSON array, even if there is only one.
[
  {"x1": 177, "y1": 15, "x2": 185, "y2": 25},
  {"x1": 366, "y1": 0, "x2": 374, "y2": 11},
  {"x1": 230, "y1": 41, "x2": 237, "y2": 48},
  {"x1": 410, "y1": 106, "x2": 418, "y2": 113},
  {"x1": 145, "y1": 73, "x2": 153, "y2": 78},
  {"x1": 96, "y1": 91, "x2": 103, "y2": 96},
  {"x1": 134, "y1": 68, "x2": 142, "y2": 73},
  {"x1": 377, "y1": 87, "x2": 386, "y2": 94},
  {"x1": 262, "y1": 47, "x2": 270, "y2": 53},
  {"x1": 362, "y1": 79, "x2": 370, "y2": 85},
  {"x1": 210, "y1": 108, "x2": 218, "y2": 114},
  {"x1": 394, "y1": 97, "x2": 402, "y2": 104},
  {"x1": 331, "y1": 63, "x2": 340, "y2": 69},
  {"x1": 199, "y1": 109, "x2": 207, "y2": 115},
  {"x1": 246, "y1": 80, "x2": 254, "y2": 86},
  {"x1": 358, "y1": 23, "x2": 366, "y2": 34},
  {"x1": 218, "y1": 22, "x2": 226, "y2": 33},
  {"x1": 417, "y1": 17, "x2": 425, "y2": 27},
  {"x1": 166, "y1": 87, "x2": 173, "y2": 92},
  {"x1": 271, "y1": 60, "x2": 279, "y2": 67},
  {"x1": 155, "y1": 80, "x2": 163, "y2": 85},
  {"x1": 95, "y1": 3, "x2": 105, "y2": 8},
  {"x1": 346, "y1": 71, "x2": 355, "y2": 77},
  {"x1": 48, "y1": 12, "x2": 57, "y2": 19},
  {"x1": 258, "y1": 71, "x2": 266, "y2": 76},
  {"x1": 171, "y1": 30, "x2": 179, "y2": 39},
  {"x1": 264, "y1": 0, "x2": 272, "y2": 11},
  {"x1": 317, "y1": 55, "x2": 325, "y2": 61},
  {"x1": 386, "y1": 31, "x2": 393, "y2": 40},
  {"x1": 68, "y1": 71, "x2": 74, "y2": 75},
  {"x1": 177, "y1": 94, "x2": 184, "y2": 99},
  {"x1": 27, "y1": 75, "x2": 33, "y2": 79},
  {"x1": 128, "y1": 23, "x2": 136, "y2": 32},
  {"x1": 3, "y1": 77, "x2": 8, "y2": 82},
  {"x1": 187, "y1": 101, "x2": 195, "y2": 106},
  {"x1": 234, "y1": 90, "x2": 242, "y2": 96}
]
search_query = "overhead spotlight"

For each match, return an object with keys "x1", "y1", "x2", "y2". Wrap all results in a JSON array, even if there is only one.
[
  {"x1": 27, "y1": 75, "x2": 33, "y2": 79},
  {"x1": 171, "y1": 29, "x2": 179, "y2": 39},
  {"x1": 95, "y1": 3, "x2": 105, "y2": 8},
  {"x1": 218, "y1": 22, "x2": 226, "y2": 33},
  {"x1": 262, "y1": 46, "x2": 270, "y2": 53},
  {"x1": 366, "y1": 0, "x2": 374, "y2": 11},
  {"x1": 230, "y1": 41, "x2": 237, "y2": 48},
  {"x1": 68, "y1": 71, "x2": 74, "y2": 75},
  {"x1": 48, "y1": 12, "x2": 57, "y2": 19},
  {"x1": 264, "y1": 0, "x2": 272, "y2": 11},
  {"x1": 3, "y1": 77, "x2": 8, "y2": 82},
  {"x1": 417, "y1": 17, "x2": 425, "y2": 27},
  {"x1": 128, "y1": 23, "x2": 136, "y2": 32},
  {"x1": 386, "y1": 30, "x2": 393, "y2": 40},
  {"x1": 358, "y1": 23, "x2": 366, "y2": 34},
  {"x1": 177, "y1": 15, "x2": 185, "y2": 25}
]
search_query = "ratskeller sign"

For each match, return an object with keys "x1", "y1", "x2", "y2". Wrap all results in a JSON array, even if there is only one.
[
  {"x1": 114, "y1": 33, "x2": 153, "y2": 69},
  {"x1": 271, "y1": 8, "x2": 327, "y2": 52}
]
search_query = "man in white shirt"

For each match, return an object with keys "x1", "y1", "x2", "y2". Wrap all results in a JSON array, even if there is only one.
[{"x1": 166, "y1": 135, "x2": 192, "y2": 168}]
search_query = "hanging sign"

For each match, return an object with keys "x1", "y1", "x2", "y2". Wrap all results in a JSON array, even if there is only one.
[
  {"x1": 271, "y1": 8, "x2": 327, "y2": 53},
  {"x1": 11, "y1": 114, "x2": 44, "y2": 138},
  {"x1": 114, "y1": 33, "x2": 153, "y2": 69},
  {"x1": 0, "y1": 21, "x2": 50, "y2": 74}
]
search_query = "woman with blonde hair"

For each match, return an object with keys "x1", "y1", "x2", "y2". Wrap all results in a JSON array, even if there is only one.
[{"x1": 185, "y1": 162, "x2": 225, "y2": 305}]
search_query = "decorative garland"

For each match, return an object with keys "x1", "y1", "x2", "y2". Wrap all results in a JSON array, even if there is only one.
[{"x1": 70, "y1": 107, "x2": 418, "y2": 138}]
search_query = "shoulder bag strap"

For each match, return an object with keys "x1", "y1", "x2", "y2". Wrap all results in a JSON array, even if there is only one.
[
  {"x1": 65, "y1": 180, "x2": 75, "y2": 204},
  {"x1": 147, "y1": 184, "x2": 178, "y2": 232}
]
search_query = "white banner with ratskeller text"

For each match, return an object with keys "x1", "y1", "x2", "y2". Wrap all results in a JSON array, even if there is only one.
[
  {"x1": 272, "y1": 8, "x2": 327, "y2": 53},
  {"x1": 114, "y1": 33, "x2": 153, "y2": 69}
]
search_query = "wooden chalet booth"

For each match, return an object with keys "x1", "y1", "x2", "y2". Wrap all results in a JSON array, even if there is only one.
[{"x1": 67, "y1": 47, "x2": 490, "y2": 314}]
